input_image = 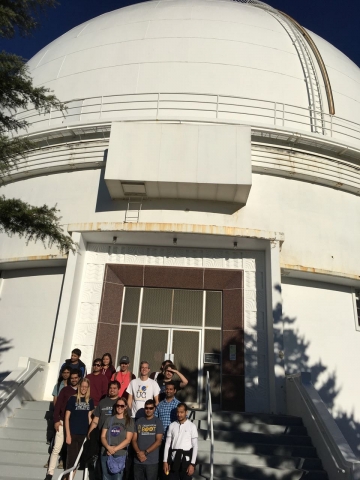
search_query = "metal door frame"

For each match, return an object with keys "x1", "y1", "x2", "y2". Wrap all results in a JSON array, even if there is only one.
[{"x1": 135, "y1": 326, "x2": 203, "y2": 406}]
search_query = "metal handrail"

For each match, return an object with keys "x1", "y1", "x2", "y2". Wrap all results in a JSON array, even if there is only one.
[
  {"x1": 57, "y1": 438, "x2": 88, "y2": 480},
  {"x1": 286, "y1": 373, "x2": 360, "y2": 477},
  {"x1": 13, "y1": 92, "x2": 360, "y2": 146},
  {"x1": 0, "y1": 360, "x2": 43, "y2": 411},
  {"x1": 287, "y1": 375, "x2": 345, "y2": 474},
  {"x1": 205, "y1": 371, "x2": 214, "y2": 480}
]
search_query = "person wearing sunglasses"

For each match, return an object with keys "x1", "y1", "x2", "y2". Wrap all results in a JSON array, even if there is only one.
[
  {"x1": 132, "y1": 399, "x2": 164, "y2": 480},
  {"x1": 87, "y1": 358, "x2": 109, "y2": 406},
  {"x1": 101, "y1": 397, "x2": 134, "y2": 480}
]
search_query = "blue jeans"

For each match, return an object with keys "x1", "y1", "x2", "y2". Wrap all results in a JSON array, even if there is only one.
[{"x1": 101, "y1": 455, "x2": 125, "y2": 480}]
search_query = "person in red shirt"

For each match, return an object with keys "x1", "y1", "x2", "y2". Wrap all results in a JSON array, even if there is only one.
[
  {"x1": 86, "y1": 358, "x2": 108, "y2": 406},
  {"x1": 112, "y1": 355, "x2": 135, "y2": 399}
]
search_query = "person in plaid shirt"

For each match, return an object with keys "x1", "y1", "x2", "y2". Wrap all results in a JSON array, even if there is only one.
[{"x1": 155, "y1": 382, "x2": 180, "y2": 437}]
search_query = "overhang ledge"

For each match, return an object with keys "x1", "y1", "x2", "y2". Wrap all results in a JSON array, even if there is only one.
[{"x1": 67, "y1": 221, "x2": 284, "y2": 243}]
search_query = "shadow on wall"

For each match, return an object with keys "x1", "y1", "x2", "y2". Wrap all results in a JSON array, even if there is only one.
[
  {"x1": 276, "y1": 283, "x2": 360, "y2": 458},
  {"x1": 0, "y1": 336, "x2": 12, "y2": 383}
]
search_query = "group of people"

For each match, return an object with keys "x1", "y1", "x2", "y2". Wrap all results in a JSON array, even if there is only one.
[{"x1": 44, "y1": 349, "x2": 197, "y2": 480}]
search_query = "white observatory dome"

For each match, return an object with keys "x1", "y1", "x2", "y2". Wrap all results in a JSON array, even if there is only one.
[{"x1": 26, "y1": 0, "x2": 360, "y2": 138}]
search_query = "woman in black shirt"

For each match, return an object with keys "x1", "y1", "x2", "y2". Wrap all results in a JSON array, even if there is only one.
[{"x1": 65, "y1": 378, "x2": 94, "y2": 479}]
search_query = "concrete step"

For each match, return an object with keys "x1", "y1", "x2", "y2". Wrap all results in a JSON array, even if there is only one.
[
  {"x1": 7, "y1": 417, "x2": 48, "y2": 429},
  {"x1": 0, "y1": 465, "x2": 65, "y2": 479},
  {"x1": 0, "y1": 450, "x2": 49, "y2": 467},
  {"x1": 196, "y1": 451, "x2": 322, "y2": 470},
  {"x1": 199, "y1": 429, "x2": 313, "y2": 445},
  {"x1": 0, "y1": 438, "x2": 49, "y2": 454},
  {"x1": 197, "y1": 440, "x2": 318, "y2": 458},
  {"x1": 21, "y1": 401, "x2": 50, "y2": 411},
  {"x1": 6, "y1": 417, "x2": 48, "y2": 431},
  {"x1": 199, "y1": 463, "x2": 328, "y2": 479},
  {"x1": 193, "y1": 411, "x2": 303, "y2": 426},
  {"x1": 0, "y1": 426, "x2": 47, "y2": 442},
  {"x1": 196, "y1": 420, "x2": 307, "y2": 435},
  {"x1": 13, "y1": 408, "x2": 51, "y2": 420}
]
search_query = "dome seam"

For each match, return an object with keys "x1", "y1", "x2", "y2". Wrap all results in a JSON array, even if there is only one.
[{"x1": 30, "y1": 37, "x2": 298, "y2": 73}]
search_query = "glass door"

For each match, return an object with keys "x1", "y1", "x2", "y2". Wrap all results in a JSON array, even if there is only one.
[
  {"x1": 138, "y1": 328, "x2": 169, "y2": 374},
  {"x1": 137, "y1": 327, "x2": 201, "y2": 405},
  {"x1": 171, "y1": 330, "x2": 200, "y2": 403}
]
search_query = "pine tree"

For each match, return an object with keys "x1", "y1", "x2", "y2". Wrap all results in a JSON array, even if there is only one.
[{"x1": 0, "y1": 0, "x2": 75, "y2": 253}]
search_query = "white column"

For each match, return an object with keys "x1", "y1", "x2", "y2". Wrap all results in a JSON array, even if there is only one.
[
  {"x1": 44, "y1": 232, "x2": 87, "y2": 398},
  {"x1": 266, "y1": 239, "x2": 286, "y2": 413}
]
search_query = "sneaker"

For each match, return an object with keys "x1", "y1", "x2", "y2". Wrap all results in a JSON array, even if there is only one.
[
  {"x1": 58, "y1": 460, "x2": 64, "y2": 469},
  {"x1": 44, "y1": 461, "x2": 49, "y2": 468}
]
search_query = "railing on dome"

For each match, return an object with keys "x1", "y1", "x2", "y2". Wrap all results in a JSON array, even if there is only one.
[{"x1": 15, "y1": 92, "x2": 360, "y2": 147}]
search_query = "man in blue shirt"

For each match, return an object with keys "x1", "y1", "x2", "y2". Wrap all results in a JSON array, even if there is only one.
[
  {"x1": 155, "y1": 382, "x2": 180, "y2": 437},
  {"x1": 155, "y1": 382, "x2": 180, "y2": 480}
]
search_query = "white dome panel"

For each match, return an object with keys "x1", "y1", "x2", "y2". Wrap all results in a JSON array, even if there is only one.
[
  {"x1": 145, "y1": 18, "x2": 294, "y2": 55},
  {"x1": 22, "y1": 0, "x2": 360, "y2": 145},
  {"x1": 136, "y1": 62, "x2": 305, "y2": 105}
]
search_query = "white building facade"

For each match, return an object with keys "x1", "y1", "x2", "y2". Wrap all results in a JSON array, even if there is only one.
[{"x1": 1, "y1": 0, "x2": 360, "y2": 454}]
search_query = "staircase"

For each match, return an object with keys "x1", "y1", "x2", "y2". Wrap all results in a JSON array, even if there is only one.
[
  {"x1": 194, "y1": 411, "x2": 329, "y2": 480},
  {"x1": 0, "y1": 402, "x2": 329, "y2": 480},
  {"x1": 0, "y1": 400, "x2": 63, "y2": 480}
]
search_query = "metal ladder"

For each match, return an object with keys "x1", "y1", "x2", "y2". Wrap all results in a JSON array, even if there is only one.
[
  {"x1": 240, "y1": 0, "x2": 326, "y2": 134},
  {"x1": 270, "y1": 11, "x2": 325, "y2": 134},
  {"x1": 124, "y1": 197, "x2": 142, "y2": 223}
]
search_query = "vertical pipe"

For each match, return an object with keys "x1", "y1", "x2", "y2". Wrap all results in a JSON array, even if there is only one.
[
  {"x1": 79, "y1": 99, "x2": 84, "y2": 122},
  {"x1": 330, "y1": 115, "x2": 333, "y2": 137},
  {"x1": 99, "y1": 96, "x2": 103, "y2": 119},
  {"x1": 274, "y1": 102, "x2": 277, "y2": 125},
  {"x1": 282, "y1": 103, "x2": 285, "y2": 127}
]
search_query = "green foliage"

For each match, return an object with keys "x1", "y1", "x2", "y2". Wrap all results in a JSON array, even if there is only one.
[
  {"x1": 0, "y1": 0, "x2": 75, "y2": 253},
  {"x1": 0, "y1": 0, "x2": 57, "y2": 39},
  {"x1": 0, "y1": 50, "x2": 64, "y2": 133},
  {"x1": 0, "y1": 195, "x2": 74, "y2": 252}
]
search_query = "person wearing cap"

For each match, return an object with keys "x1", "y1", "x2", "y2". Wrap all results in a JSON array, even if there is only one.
[{"x1": 112, "y1": 356, "x2": 136, "y2": 399}]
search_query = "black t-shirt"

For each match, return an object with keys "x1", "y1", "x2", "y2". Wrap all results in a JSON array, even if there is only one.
[{"x1": 66, "y1": 396, "x2": 94, "y2": 435}]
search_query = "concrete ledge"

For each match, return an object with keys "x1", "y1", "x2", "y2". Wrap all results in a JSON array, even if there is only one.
[
  {"x1": 281, "y1": 263, "x2": 360, "y2": 287},
  {"x1": 0, "y1": 254, "x2": 67, "y2": 271},
  {"x1": 68, "y1": 221, "x2": 285, "y2": 243}
]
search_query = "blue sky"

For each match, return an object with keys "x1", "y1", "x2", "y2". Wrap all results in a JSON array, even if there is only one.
[{"x1": 1, "y1": 0, "x2": 359, "y2": 67}]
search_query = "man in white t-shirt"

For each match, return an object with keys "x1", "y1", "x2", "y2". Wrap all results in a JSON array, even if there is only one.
[{"x1": 126, "y1": 361, "x2": 160, "y2": 419}]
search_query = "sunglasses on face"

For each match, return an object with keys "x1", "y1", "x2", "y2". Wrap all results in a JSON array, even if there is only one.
[
  {"x1": 116, "y1": 404, "x2": 126, "y2": 408},
  {"x1": 145, "y1": 406, "x2": 155, "y2": 410},
  {"x1": 93, "y1": 363, "x2": 101, "y2": 367}
]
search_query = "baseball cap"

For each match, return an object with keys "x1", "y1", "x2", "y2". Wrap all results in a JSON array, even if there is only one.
[{"x1": 119, "y1": 356, "x2": 130, "y2": 364}]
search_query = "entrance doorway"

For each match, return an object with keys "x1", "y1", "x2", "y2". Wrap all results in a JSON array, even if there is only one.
[
  {"x1": 116, "y1": 286, "x2": 222, "y2": 408},
  {"x1": 138, "y1": 327, "x2": 201, "y2": 403}
]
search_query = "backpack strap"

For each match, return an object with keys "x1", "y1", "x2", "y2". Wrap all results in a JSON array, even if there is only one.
[{"x1": 107, "y1": 415, "x2": 114, "y2": 445}]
